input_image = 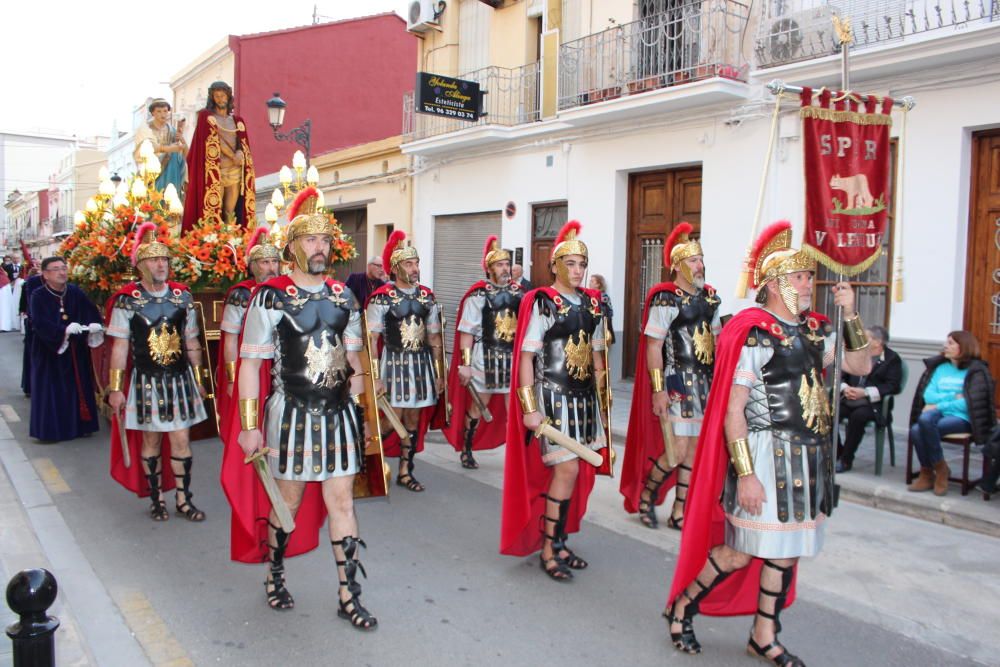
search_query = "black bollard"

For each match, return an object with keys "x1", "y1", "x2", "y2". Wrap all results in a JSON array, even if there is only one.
[{"x1": 5, "y1": 568, "x2": 59, "y2": 667}]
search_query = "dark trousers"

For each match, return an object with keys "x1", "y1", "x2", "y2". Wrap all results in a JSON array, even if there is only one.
[
  {"x1": 909, "y1": 409, "x2": 970, "y2": 467},
  {"x1": 837, "y1": 402, "x2": 878, "y2": 465}
]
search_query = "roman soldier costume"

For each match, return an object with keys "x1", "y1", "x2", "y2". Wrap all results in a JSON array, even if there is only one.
[
  {"x1": 620, "y1": 223, "x2": 721, "y2": 529},
  {"x1": 221, "y1": 187, "x2": 386, "y2": 628},
  {"x1": 501, "y1": 221, "x2": 613, "y2": 581},
  {"x1": 666, "y1": 221, "x2": 868, "y2": 663},
  {"x1": 214, "y1": 227, "x2": 280, "y2": 433},
  {"x1": 366, "y1": 230, "x2": 445, "y2": 491},
  {"x1": 106, "y1": 223, "x2": 209, "y2": 521},
  {"x1": 443, "y1": 235, "x2": 521, "y2": 468}
]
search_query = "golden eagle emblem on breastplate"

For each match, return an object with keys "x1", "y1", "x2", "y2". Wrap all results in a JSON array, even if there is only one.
[
  {"x1": 148, "y1": 323, "x2": 182, "y2": 366},
  {"x1": 305, "y1": 331, "x2": 346, "y2": 389},
  {"x1": 798, "y1": 368, "x2": 831, "y2": 435},
  {"x1": 400, "y1": 315, "x2": 426, "y2": 351},
  {"x1": 692, "y1": 321, "x2": 715, "y2": 365},
  {"x1": 564, "y1": 330, "x2": 593, "y2": 381},
  {"x1": 494, "y1": 311, "x2": 517, "y2": 343}
]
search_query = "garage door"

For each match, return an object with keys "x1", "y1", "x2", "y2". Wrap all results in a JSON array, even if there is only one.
[{"x1": 433, "y1": 211, "x2": 503, "y2": 349}]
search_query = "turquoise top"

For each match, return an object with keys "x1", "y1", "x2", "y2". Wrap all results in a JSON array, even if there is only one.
[{"x1": 922, "y1": 362, "x2": 969, "y2": 423}]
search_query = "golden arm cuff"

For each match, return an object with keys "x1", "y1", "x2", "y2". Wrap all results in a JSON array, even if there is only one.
[
  {"x1": 108, "y1": 368, "x2": 126, "y2": 392},
  {"x1": 726, "y1": 438, "x2": 755, "y2": 477},
  {"x1": 843, "y1": 315, "x2": 870, "y2": 351},
  {"x1": 517, "y1": 385, "x2": 539, "y2": 414},
  {"x1": 460, "y1": 348, "x2": 472, "y2": 366},
  {"x1": 239, "y1": 398, "x2": 259, "y2": 431},
  {"x1": 225, "y1": 361, "x2": 237, "y2": 383},
  {"x1": 431, "y1": 347, "x2": 445, "y2": 379},
  {"x1": 191, "y1": 364, "x2": 205, "y2": 387},
  {"x1": 648, "y1": 368, "x2": 665, "y2": 393}
]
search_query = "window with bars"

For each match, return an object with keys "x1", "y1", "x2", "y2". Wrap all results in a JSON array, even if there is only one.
[{"x1": 814, "y1": 140, "x2": 897, "y2": 328}]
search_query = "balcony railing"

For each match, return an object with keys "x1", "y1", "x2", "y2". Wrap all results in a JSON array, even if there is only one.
[
  {"x1": 52, "y1": 215, "x2": 73, "y2": 234},
  {"x1": 756, "y1": 0, "x2": 1000, "y2": 68},
  {"x1": 403, "y1": 63, "x2": 541, "y2": 142},
  {"x1": 558, "y1": 0, "x2": 750, "y2": 112}
]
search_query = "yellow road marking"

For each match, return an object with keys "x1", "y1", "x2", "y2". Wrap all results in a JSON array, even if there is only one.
[
  {"x1": 1, "y1": 404, "x2": 20, "y2": 422},
  {"x1": 116, "y1": 589, "x2": 193, "y2": 667},
  {"x1": 31, "y1": 458, "x2": 70, "y2": 494}
]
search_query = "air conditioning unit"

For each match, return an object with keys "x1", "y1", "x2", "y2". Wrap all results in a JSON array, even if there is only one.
[
  {"x1": 757, "y1": 6, "x2": 839, "y2": 68},
  {"x1": 407, "y1": 0, "x2": 440, "y2": 33}
]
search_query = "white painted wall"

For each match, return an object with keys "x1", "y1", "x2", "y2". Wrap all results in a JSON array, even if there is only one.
[{"x1": 411, "y1": 73, "x2": 1000, "y2": 348}]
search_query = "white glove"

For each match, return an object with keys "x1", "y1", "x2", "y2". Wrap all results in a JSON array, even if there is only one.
[
  {"x1": 65, "y1": 322, "x2": 84, "y2": 335},
  {"x1": 88, "y1": 322, "x2": 103, "y2": 333}
]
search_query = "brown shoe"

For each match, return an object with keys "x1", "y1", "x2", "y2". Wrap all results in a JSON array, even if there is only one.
[
  {"x1": 908, "y1": 467, "x2": 934, "y2": 492},
  {"x1": 932, "y1": 460, "x2": 951, "y2": 496}
]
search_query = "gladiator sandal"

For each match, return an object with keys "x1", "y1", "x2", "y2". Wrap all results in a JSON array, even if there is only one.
[
  {"x1": 747, "y1": 560, "x2": 804, "y2": 666},
  {"x1": 664, "y1": 552, "x2": 733, "y2": 655},
  {"x1": 265, "y1": 522, "x2": 294, "y2": 611},
  {"x1": 638, "y1": 458, "x2": 672, "y2": 529},
  {"x1": 143, "y1": 455, "x2": 168, "y2": 522},
  {"x1": 667, "y1": 463, "x2": 692, "y2": 531},
  {"x1": 332, "y1": 536, "x2": 377, "y2": 630},
  {"x1": 539, "y1": 496, "x2": 572, "y2": 582},
  {"x1": 549, "y1": 495, "x2": 587, "y2": 570},
  {"x1": 396, "y1": 431, "x2": 425, "y2": 492},
  {"x1": 170, "y1": 455, "x2": 205, "y2": 521},
  {"x1": 460, "y1": 417, "x2": 479, "y2": 469}
]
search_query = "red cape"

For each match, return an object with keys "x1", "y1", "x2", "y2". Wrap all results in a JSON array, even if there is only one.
[
  {"x1": 442, "y1": 281, "x2": 509, "y2": 452},
  {"x1": 499, "y1": 286, "x2": 608, "y2": 556},
  {"x1": 366, "y1": 282, "x2": 446, "y2": 457},
  {"x1": 182, "y1": 109, "x2": 255, "y2": 232},
  {"x1": 106, "y1": 281, "x2": 190, "y2": 497},
  {"x1": 668, "y1": 307, "x2": 834, "y2": 616},
  {"x1": 619, "y1": 283, "x2": 684, "y2": 512},
  {"x1": 219, "y1": 275, "x2": 337, "y2": 563},
  {"x1": 215, "y1": 278, "x2": 257, "y2": 440}
]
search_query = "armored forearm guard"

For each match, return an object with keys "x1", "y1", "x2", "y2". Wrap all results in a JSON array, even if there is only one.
[
  {"x1": 727, "y1": 438, "x2": 754, "y2": 477},
  {"x1": 108, "y1": 368, "x2": 126, "y2": 393},
  {"x1": 843, "y1": 315, "x2": 869, "y2": 351},
  {"x1": 239, "y1": 398, "x2": 259, "y2": 431}
]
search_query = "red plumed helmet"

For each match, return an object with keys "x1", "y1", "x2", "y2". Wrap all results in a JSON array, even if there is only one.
[
  {"x1": 130, "y1": 222, "x2": 157, "y2": 266},
  {"x1": 664, "y1": 222, "x2": 694, "y2": 266},
  {"x1": 287, "y1": 186, "x2": 319, "y2": 221},
  {"x1": 382, "y1": 229, "x2": 408, "y2": 274},
  {"x1": 481, "y1": 234, "x2": 498, "y2": 272},
  {"x1": 749, "y1": 220, "x2": 793, "y2": 288},
  {"x1": 246, "y1": 226, "x2": 268, "y2": 256},
  {"x1": 550, "y1": 220, "x2": 586, "y2": 260}
]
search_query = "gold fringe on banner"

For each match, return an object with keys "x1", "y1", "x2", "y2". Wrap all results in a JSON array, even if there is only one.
[
  {"x1": 800, "y1": 106, "x2": 892, "y2": 126},
  {"x1": 801, "y1": 244, "x2": 883, "y2": 277},
  {"x1": 892, "y1": 105, "x2": 911, "y2": 302}
]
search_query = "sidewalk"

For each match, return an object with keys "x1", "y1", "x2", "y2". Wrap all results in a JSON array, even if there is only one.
[
  {"x1": 609, "y1": 379, "x2": 1000, "y2": 537},
  {"x1": 0, "y1": 408, "x2": 150, "y2": 667}
]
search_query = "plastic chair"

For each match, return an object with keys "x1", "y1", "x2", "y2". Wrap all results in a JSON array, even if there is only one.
[{"x1": 873, "y1": 362, "x2": 908, "y2": 475}]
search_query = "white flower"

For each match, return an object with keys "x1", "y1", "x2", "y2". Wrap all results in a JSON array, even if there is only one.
[{"x1": 204, "y1": 233, "x2": 218, "y2": 243}]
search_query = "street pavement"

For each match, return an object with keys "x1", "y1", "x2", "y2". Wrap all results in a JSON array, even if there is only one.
[{"x1": 1, "y1": 330, "x2": 996, "y2": 666}]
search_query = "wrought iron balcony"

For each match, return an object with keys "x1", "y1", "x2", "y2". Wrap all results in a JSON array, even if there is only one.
[
  {"x1": 403, "y1": 63, "x2": 541, "y2": 142},
  {"x1": 756, "y1": 0, "x2": 1000, "y2": 68},
  {"x1": 558, "y1": 0, "x2": 751, "y2": 111}
]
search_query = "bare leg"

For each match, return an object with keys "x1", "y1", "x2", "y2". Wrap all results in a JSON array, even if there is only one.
[
  {"x1": 222, "y1": 184, "x2": 238, "y2": 223},
  {"x1": 666, "y1": 545, "x2": 752, "y2": 654},
  {"x1": 140, "y1": 431, "x2": 168, "y2": 521},
  {"x1": 265, "y1": 479, "x2": 305, "y2": 610},
  {"x1": 638, "y1": 453, "x2": 672, "y2": 529},
  {"x1": 166, "y1": 429, "x2": 203, "y2": 521},
  {"x1": 667, "y1": 435, "x2": 697, "y2": 529},
  {"x1": 396, "y1": 408, "x2": 424, "y2": 491},
  {"x1": 539, "y1": 459, "x2": 587, "y2": 580},
  {"x1": 747, "y1": 558, "x2": 804, "y2": 665},
  {"x1": 326, "y1": 476, "x2": 377, "y2": 630},
  {"x1": 460, "y1": 410, "x2": 480, "y2": 469}
]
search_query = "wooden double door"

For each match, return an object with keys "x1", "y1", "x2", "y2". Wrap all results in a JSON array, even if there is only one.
[
  {"x1": 966, "y1": 130, "x2": 1000, "y2": 406},
  {"x1": 622, "y1": 167, "x2": 702, "y2": 376}
]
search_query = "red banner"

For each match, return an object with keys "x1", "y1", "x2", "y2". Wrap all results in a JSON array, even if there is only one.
[{"x1": 801, "y1": 88, "x2": 893, "y2": 275}]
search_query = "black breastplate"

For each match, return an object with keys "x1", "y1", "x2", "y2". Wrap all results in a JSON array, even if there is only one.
[
  {"x1": 261, "y1": 284, "x2": 356, "y2": 407},
  {"x1": 378, "y1": 287, "x2": 434, "y2": 353},
  {"x1": 537, "y1": 291, "x2": 601, "y2": 394},
  {"x1": 480, "y1": 283, "x2": 522, "y2": 352},
  {"x1": 124, "y1": 288, "x2": 192, "y2": 374},
  {"x1": 654, "y1": 287, "x2": 720, "y2": 372},
  {"x1": 753, "y1": 320, "x2": 830, "y2": 438}
]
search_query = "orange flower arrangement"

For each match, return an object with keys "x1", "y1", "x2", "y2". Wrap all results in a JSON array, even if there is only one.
[{"x1": 172, "y1": 217, "x2": 250, "y2": 290}]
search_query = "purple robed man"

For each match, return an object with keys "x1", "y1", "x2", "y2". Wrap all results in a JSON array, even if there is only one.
[
  {"x1": 28, "y1": 257, "x2": 103, "y2": 442},
  {"x1": 20, "y1": 273, "x2": 43, "y2": 394}
]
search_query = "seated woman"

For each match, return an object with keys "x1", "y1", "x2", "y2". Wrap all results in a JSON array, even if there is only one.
[{"x1": 908, "y1": 331, "x2": 996, "y2": 496}]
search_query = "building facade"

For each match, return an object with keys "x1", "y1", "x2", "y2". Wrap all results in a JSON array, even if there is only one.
[{"x1": 401, "y1": 0, "x2": 1000, "y2": 428}]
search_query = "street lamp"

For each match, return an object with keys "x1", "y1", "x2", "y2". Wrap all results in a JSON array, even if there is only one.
[{"x1": 266, "y1": 92, "x2": 312, "y2": 167}]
